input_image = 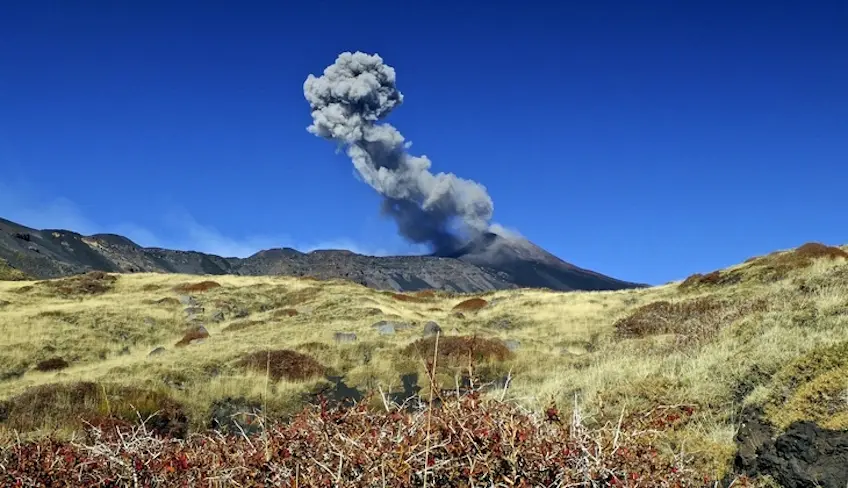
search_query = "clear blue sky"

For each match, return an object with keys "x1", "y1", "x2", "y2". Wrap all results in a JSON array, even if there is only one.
[{"x1": 1, "y1": 1, "x2": 846, "y2": 285}]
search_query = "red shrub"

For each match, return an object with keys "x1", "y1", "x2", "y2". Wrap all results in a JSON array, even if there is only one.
[
  {"x1": 452, "y1": 297, "x2": 488, "y2": 311},
  {"x1": 0, "y1": 394, "x2": 713, "y2": 486},
  {"x1": 173, "y1": 281, "x2": 221, "y2": 293}
]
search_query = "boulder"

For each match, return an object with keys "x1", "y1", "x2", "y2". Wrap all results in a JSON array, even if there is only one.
[
  {"x1": 179, "y1": 295, "x2": 198, "y2": 306},
  {"x1": 148, "y1": 346, "x2": 167, "y2": 357},
  {"x1": 423, "y1": 321, "x2": 442, "y2": 337}
]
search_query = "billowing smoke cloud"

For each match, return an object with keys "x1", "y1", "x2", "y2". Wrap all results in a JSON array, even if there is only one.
[{"x1": 304, "y1": 51, "x2": 494, "y2": 254}]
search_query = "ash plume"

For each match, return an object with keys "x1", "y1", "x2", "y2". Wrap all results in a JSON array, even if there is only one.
[{"x1": 303, "y1": 51, "x2": 494, "y2": 253}]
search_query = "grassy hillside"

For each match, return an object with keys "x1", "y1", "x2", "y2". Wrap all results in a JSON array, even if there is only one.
[
  {"x1": 0, "y1": 258, "x2": 30, "y2": 281},
  {"x1": 1, "y1": 243, "x2": 847, "y2": 484}
]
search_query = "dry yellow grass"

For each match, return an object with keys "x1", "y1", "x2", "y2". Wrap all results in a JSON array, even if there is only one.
[{"x1": 1, "y1": 242, "x2": 847, "y2": 477}]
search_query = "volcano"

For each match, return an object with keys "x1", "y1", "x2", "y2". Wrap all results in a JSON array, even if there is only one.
[
  {"x1": 0, "y1": 216, "x2": 644, "y2": 292},
  {"x1": 437, "y1": 232, "x2": 644, "y2": 291}
]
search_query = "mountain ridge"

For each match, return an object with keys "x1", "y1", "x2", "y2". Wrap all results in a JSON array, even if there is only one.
[{"x1": 0, "y1": 216, "x2": 646, "y2": 292}]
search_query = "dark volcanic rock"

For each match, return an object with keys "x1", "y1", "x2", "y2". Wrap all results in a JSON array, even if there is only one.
[
  {"x1": 423, "y1": 321, "x2": 442, "y2": 337},
  {"x1": 734, "y1": 410, "x2": 848, "y2": 488},
  {"x1": 0, "y1": 217, "x2": 644, "y2": 293}
]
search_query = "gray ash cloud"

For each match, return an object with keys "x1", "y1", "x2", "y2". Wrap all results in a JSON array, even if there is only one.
[{"x1": 304, "y1": 51, "x2": 494, "y2": 253}]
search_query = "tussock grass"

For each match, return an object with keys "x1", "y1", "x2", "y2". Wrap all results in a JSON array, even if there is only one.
[
  {"x1": 238, "y1": 349, "x2": 325, "y2": 381},
  {"x1": 1, "y1": 241, "x2": 847, "y2": 478}
]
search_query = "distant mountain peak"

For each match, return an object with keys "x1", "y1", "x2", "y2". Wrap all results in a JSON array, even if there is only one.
[{"x1": 0, "y1": 216, "x2": 644, "y2": 292}]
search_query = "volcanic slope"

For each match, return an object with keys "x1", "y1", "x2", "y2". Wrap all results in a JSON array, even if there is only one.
[
  {"x1": 0, "y1": 216, "x2": 644, "y2": 292},
  {"x1": 1, "y1": 241, "x2": 847, "y2": 485}
]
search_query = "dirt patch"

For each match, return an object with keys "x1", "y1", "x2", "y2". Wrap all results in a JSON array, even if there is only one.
[
  {"x1": 174, "y1": 326, "x2": 210, "y2": 347},
  {"x1": 238, "y1": 349, "x2": 325, "y2": 381},
  {"x1": 403, "y1": 335, "x2": 514, "y2": 365},
  {"x1": 222, "y1": 320, "x2": 264, "y2": 333},
  {"x1": 452, "y1": 297, "x2": 488, "y2": 311},
  {"x1": 734, "y1": 410, "x2": 848, "y2": 488},
  {"x1": 413, "y1": 290, "x2": 437, "y2": 299},
  {"x1": 0, "y1": 381, "x2": 187, "y2": 437},
  {"x1": 172, "y1": 280, "x2": 221, "y2": 293},
  {"x1": 34, "y1": 357, "x2": 70, "y2": 372},
  {"x1": 273, "y1": 308, "x2": 299, "y2": 318},
  {"x1": 35, "y1": 271, "x2": 118, "y2": 296},
  {"x1": 613, "y1": 297, "x2": 767, "y2": 340}
]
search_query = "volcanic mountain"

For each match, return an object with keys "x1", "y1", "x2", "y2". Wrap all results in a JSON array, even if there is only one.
[{"x1": 0, "y1": 216, "x2": 645, "y2": 292}]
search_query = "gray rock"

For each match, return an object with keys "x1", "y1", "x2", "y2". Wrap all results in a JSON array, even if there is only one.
[
  {"x1": 148, "y1": 346, "x2": 167, "y2": 357},
  {"x1": 179, "y1": 295, "x2": 198, "y2": 306},
  {"x1": 372, "y1": 320, "x2": 414, "y2": 335},
  {"x1": 373, "y1": 321, "x2": 396, "y2": 335},
  {"x1": 423, "y1": 321, "x2": 442, "y2": 337},
  {"x1": 504, "y1": 339, "x2": 521, "y2": 352},
  {"x1": 333, "y1": 332, "x2": 357, "y2": 343},
  {"x1": 184, "y1": 306, "x2": 204, "y2": 316},
  {"x1": 195, "y1": 325, "x2": 210, "y2": 336},
  {"x1": 233, "y1": 308, "x2": 250, "y2": 319},
  {"x1": 211, "y1": 310, "x2": 226, "y2": 322}
]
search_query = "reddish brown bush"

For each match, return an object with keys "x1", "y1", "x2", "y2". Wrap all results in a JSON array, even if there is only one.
[
  {"x1": 0, "y1": 393, "x2": 717, "y2": 486},
  {"x1": 614, "y1": 297, "x2": 767, "y2": 340},
  {"x1": 679, "y1": 270, "x2": 741, "y2": 290},
  {"x1": 174, "y1": 326, "x2": 209, "y2": 347},
  {"x1": 452, "y1": 297, "x2": 488, "y2": 311},
  {"x1": 172, "y1": 281, "x2": 221, "y2": 293},
  {"x1": 35, "y1": 357, "x2": 70, "y2": 372},
  {"x1": 238, "y1": 349, "x2": 325, "y2": 381},
  {"x1": 685, "y1": 243, "x2": 848, "y2": 289},
  {"x1": 404, "y1": 335, "x2": 514, "y2": 364},
  {"x1": 36, "y1": 271, "x2": 118, "y2": 296},
  {"x1": 794, "y1": 242, "x2": 848, "y2": 260},
  {"x1": 389, "y1": 292, "x2": 427, "y2": 303},
  {"x1": 273, "y1": 308, "x2": 299, "y2": 318}
]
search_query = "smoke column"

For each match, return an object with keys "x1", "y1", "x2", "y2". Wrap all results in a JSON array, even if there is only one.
[{"x1": 303, "y1": 51, "x2": 494, "y2": 254}]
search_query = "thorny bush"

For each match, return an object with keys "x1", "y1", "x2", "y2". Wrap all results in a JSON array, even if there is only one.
[{"x1": 0, "y1": 391, "x2": 754, "y2": 487}]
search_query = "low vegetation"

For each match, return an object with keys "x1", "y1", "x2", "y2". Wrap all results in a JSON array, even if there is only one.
[
  {"x1": 0, "y1": 258, "x2": 30, "y2": 281},
  {"x1": 238, "y1": 349, "x2": 326, "y2": 381},
  {"x1": 0, "y1": 241, "x2": 846, "y2": 484}
]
